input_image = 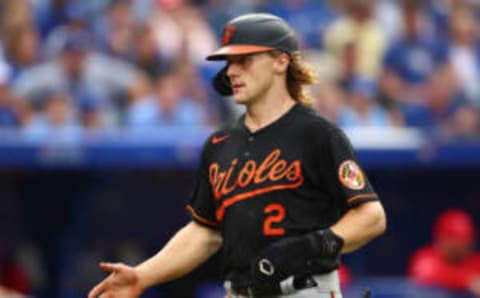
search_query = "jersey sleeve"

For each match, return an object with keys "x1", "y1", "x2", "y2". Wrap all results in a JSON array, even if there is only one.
[
  {"x1": 187, "y1": 138, "x2": 221, "y2": 229},
  {"x1": 319, "y1": 125, "x2": 379, "y2": 209}
]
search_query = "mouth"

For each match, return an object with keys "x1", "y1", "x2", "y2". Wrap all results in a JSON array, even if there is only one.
[{"x1": 232, "y1": 82, "x2": 245, "y2": 93}]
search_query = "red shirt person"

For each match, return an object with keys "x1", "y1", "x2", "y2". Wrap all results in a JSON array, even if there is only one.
[{"x1": 408, "y1": 209, "x2": 480, "y2": 295}]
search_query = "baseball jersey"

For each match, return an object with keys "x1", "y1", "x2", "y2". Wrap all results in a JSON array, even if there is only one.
[{"x1": 187, "y1": 104, "x2": 379, "y2": 283}]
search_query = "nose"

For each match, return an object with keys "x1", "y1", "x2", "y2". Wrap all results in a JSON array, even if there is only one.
[{"x1": 226, "y1": 62, "x2": 240, "y2": 79}]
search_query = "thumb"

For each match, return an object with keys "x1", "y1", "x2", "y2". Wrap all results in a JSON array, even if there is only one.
[{"x1": 99, "y1": 262, "x2": 125, "y2": 273}]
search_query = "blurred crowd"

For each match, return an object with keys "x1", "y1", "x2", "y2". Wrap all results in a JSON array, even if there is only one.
[{"x1": 0, "y1": 0, "x2": 480, "y2": 141}]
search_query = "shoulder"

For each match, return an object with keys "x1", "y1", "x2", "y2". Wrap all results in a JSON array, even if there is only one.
[
  {"x1": 293, "y1": 104, "x2": 332, "y2": 127},
  {"x1": 409, "y1": 246, "x2": 440, "y2": 267},
  {"x1": 293, "y1": 105, "x2": 347, "y2": 141}
]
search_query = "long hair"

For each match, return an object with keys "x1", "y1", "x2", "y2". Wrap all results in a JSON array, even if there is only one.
[{"x1": 271, "y1": 51, "x2": 318, "y2": 107}]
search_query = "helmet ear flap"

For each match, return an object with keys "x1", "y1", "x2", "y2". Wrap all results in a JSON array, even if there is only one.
[{"x1": 212, "y1": 66, "x2": 233, "y2": 96}]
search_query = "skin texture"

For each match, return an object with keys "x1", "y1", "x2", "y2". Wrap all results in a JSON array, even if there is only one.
[
  {"x1": 88, "y1": 222, "x2": 222, "y2": 298},
  {"x1": 88, "y1": 51, "x2": 387, "y2": 298},
  {"x1": 226, "y1": 51, "x2": 294, "y2": 133},
  {"x1": 331, "y1": 201, "x2": 386, "y2": 253}
]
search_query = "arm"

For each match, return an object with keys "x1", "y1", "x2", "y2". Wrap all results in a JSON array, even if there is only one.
[
  {"x1": 331, "y1": 201, "x2": 386, "y2": 253},
  {"x1": 88, "y1": 221, "x2": 222, "y2": 298},
  {"x1": 250, "y1": 201, "x2": 386, "y2": 285},
  {"x1": 136, "y1": 221, "x2": 222, "y2": 287}
]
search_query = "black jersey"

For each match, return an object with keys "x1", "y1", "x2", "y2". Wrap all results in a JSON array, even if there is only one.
[{"x1": 187, "y1": 104, "x2": 378, "y2": 282}]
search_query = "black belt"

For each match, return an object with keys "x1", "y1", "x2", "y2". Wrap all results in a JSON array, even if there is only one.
[{"x1": 230, "y1": 275, "x2": 318, "y2": 297}]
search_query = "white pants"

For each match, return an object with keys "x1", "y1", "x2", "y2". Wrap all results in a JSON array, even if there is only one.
[{"x1": 225, "y1": 270, "x2": 342, "y2": 298}]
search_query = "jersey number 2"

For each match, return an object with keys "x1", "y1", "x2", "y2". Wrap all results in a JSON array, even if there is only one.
[{"x1": 263, "y1": 203, "x2": 286, "y2": 236}]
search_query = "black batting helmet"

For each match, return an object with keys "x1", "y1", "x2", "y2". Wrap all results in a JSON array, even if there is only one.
[{"x1": 206, "y1": 13, "x2": 299, "y2": 61}]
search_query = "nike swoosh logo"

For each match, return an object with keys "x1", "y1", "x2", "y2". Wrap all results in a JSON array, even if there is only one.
[{"x1": 212, "y1": 135, "x2": 229, "y2": 144}]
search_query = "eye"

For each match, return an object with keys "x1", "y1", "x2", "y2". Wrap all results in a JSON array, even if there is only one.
[
  {"x1": 226, "y1": 55, "x2": 253, "y2": 67},
  {"x1": 240, "y1": 54, "x2": 253, "y2": 65}
]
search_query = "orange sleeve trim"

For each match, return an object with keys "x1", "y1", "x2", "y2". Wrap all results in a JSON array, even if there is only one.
[
  {"x1": 346, "y1": 193, "x2": 379, "y2": 204},
  {"x1": 186, "y1": 205, "x2": 219, "y2": 227}
]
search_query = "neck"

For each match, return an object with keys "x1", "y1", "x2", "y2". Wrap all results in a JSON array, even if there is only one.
[{"x1": 244, "y1": 91, "x2": 296, "y2": 133}]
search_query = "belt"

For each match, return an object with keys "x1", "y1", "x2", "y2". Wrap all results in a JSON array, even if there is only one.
[{"x1": 228, "y1": 275, "x2": 318, "y2": 297}]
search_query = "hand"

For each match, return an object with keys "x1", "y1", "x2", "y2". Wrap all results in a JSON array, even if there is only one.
[
  {"x1": 0, "y1": 286, "x2": 28, "y2": 298},
  {"x1": 88, "y1": 262, "x2": 145, "y2": 298},
  {"x1": 469, "y1": 275, "x2": 480, "y2": 296}
]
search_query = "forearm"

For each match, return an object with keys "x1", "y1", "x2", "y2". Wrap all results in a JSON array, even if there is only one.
[
  {"x1": 331, "y1": 201, "x2": 386, "y2": 253},
  {"x1": 135, "y1": 221, "x2": 222, "y2": 289}
]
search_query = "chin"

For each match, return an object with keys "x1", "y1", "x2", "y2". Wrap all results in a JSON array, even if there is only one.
[{"x1": 233, "y1": 94, "x2": 251, "y2": 105}]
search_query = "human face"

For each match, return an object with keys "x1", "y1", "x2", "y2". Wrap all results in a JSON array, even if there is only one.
[{"x1": 226, "y1": 52, "x2": 276, "y2": 105}]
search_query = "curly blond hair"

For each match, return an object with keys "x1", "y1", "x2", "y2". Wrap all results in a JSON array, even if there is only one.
[{"x1": 270, "y1": 51, "x2": 318, "y2": 107}]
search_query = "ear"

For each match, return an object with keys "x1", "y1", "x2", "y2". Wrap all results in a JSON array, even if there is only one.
[{"x1": 273, "y1": 53, "x2": 290, "y2": 74}]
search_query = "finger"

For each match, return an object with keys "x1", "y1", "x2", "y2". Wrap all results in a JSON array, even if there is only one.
[
  {"x1": 99, "y1": 262, "x2": 124, "y2": 273},
  {"x1": 88, "y1": 280, "x2": 108, "y2": 298}
]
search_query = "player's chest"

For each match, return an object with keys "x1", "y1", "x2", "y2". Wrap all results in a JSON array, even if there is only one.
[{"x1": 208, "y1": 133, "x2": 307, "y2": 201}]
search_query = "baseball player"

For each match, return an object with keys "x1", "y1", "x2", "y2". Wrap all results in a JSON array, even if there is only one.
[{"x1": 88, "y1": 13, "x2": 386, "y2": 298}]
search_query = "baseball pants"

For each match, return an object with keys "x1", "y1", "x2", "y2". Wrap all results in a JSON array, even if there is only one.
[{"x1": 225, "y1": 270, "x2": 342, "y2": 298}]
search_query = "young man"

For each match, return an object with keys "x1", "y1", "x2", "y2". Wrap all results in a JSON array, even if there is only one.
[{"x1": 88, "y1": 13, "x2": 386, "y2": 298}]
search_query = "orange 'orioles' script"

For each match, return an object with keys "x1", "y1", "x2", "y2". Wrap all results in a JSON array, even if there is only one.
[{"x1": 209, "y1": 149, "x2": 304, "y2": 221}]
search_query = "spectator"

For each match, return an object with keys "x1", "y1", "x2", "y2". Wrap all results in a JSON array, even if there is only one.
[
  {"x1": 78, "y1": 93, "x2": 108, "y2": 132},
  {"x1": 338, "y1": 263, "x2": 352, "y2": 288},
  {"x1": 202, "y1": 0, "x2": 256, "y2": 40},
  {"x1": 338, "y1": 77, "x2": 392, "y2": 127},
  {"x1": 402, "y1": 65, "x2": 468, "y2": 135},
  {"x1": 313, "y1": 81, "x2": 347, "y2": 124},
  {"x1": 148, "y1": 0, "x2": 218, "y2": 64},
  {"x1": 324, "y1": 0, "x2": 386, "y2": 81},
  {"x1": 93, "y1": 0, "x2": 136, "y2": 60},
  {"x1": 0, "y1": 0, "x2": 34, "y2": 36},
  {"x1": 448, "y1": 5, "x2": 480, "y2": 107},
  {"x1": 13, "y1": 29, "x2": 149, "y2": 124},
  {"x1": 428, "y1": 0, "x2": 475, "y2": 38},
  {"x1": 0, "y1": 63, "x2": 21, "y2": 127},
  {"x1": 428, "y1": 0, "x2": 453, "y2": 37},
  {"x1": 408, "y1": 209, "x2": 480, "y2": 295},
  {"x1": 447, "y1": 104, "x2": 480, "y2": 138},
  {"x1": 174, "y1": 58, "x2": 219, "y2": 125},
  {"x1": 382, "y1": 0, "x2": 448, "y2": 104},
  {"x1": 43, "y1": 0, "x2": 90, "y2": 59},
  {"x1": 127, "y1": 73, "x2": 207, "y2": 128},
  {"x1": 132, "y1": 23, "x2": 172, "y2": 82},
  {"x1": 2, "y1": 23, "x2": 40, "y2": 81},
  {"x1": 22, "y1": 90, "x2": 82, "y2": 142},
  {"x1": 265, "y1": 0, "x2": 339, "y2": 49},
  {"x1": 374, "y1": 0, "x2": 403, "y2": 42}
]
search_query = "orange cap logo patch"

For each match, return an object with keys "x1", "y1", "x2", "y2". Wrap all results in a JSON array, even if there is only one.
[
  {"x1": 222, "y1": 25, "x2": 235, "y2": 45},
  {"x1": 338, "y1": 160, "x2": 365, "y2": 190}
]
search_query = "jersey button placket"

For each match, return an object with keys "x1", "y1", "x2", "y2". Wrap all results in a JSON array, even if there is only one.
[{"x1": 244, "y1": 135, "x2": 254, "y2": 157}]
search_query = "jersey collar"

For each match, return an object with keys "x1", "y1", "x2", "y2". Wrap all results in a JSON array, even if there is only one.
[{"x1": 235, "y1": 103, "x2": 301, "y2": 136}]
